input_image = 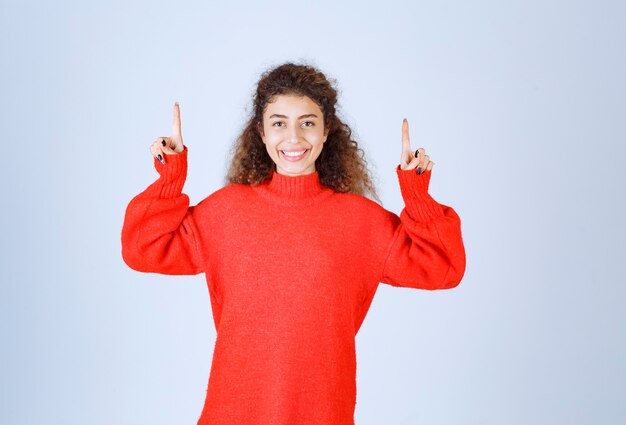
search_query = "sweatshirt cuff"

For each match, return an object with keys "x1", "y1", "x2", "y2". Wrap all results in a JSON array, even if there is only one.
[
  {"x1": 395, "y1": 164, "x2": 445, "y2": 222},
  {"x1": 153, "y1": 145, "x2": 188, "y2": 199}
]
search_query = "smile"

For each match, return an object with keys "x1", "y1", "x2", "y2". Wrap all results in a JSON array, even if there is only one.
[{"x1": 280, "y1": 149, "x2": 308, "y2": 161}]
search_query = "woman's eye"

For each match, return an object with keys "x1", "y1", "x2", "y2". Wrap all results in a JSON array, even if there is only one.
[
  {"x1": 272, "y1": 122, "x2": 284, "y2": 127},
  {"x1": 302, "y1": 121, "x2": 314, "y2": 127}
]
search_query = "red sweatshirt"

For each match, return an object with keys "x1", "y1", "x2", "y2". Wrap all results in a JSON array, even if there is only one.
[{"x1": 121, "y1": 146, "x2": 466, "y2": 425}]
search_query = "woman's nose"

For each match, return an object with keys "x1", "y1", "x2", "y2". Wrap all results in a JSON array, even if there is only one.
[{"x1": 287, "y1": 125, "x2": 302, "y2": 142}]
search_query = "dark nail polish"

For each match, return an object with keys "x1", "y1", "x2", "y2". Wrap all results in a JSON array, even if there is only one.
[
  {"x1": 157, "y1": 154, "x2": 163, "y2": 161},
  {"x1": 161, "y1": 140, "x2": 166, "y2": 146},
  {"x1": 414, "y1": 149, "x2": 419, "y2": 157},
  {"x1": 417, "y1": 167, "x2": 422, "y2": 175}
]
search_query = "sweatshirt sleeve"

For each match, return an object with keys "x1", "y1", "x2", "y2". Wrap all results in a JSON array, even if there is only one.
[
  {"x1": 378, "y1": 164, "x2": 466, "y2": 290},
  {"x1": 121, "y1": 145, "x2": 205, "y2": 275}
]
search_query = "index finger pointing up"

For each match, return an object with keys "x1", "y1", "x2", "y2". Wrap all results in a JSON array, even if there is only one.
[
  {"x1": 402, "y1": 118, "x2": 411, "y2": 153},
  {"x1": 172, "y1": 102, "x2": 182, "y2": 139}
]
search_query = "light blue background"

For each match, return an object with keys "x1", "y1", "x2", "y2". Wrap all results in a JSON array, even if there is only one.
[{"x1": 2, "y1": 1, "x2": 624, "y2": 424}]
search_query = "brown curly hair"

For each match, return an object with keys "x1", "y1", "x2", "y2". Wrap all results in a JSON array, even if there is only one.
[{"x1": 224, "y1": 62, "x2": 381, "y2": 204}]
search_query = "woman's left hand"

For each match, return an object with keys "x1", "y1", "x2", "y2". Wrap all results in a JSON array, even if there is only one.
[{"x1": 400, "y1": 118, "x2": 434, "y2": 175}]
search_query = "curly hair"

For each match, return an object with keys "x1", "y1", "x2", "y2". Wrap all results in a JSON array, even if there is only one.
[{"x1": 224, "y1": 62, "x2": 381, "y2": 204}]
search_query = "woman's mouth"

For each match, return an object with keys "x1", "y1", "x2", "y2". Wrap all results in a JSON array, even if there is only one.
[{"x1": 280, "y1": 149, "x2": 308, "y2": 162}]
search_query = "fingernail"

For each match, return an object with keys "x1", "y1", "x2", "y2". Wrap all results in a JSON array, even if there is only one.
[
  {"x1": 403, "y1": 118, "x2": 407, "y2": 123},
  {"x1": 416, "y1": 167, "x2": 422, "y2": 175},
  {"x1": 414, "y1": 149, "x2": 419, "y2": 157},
  {"x1": 157, "y1": 154, "x2": 165, "y2": 164},
  {"x1": 175, "y1": 102, "x2": 179, "y2": 106},
  {"x1": 161, "y1": 140, "x2": 166, "y2": 146}
]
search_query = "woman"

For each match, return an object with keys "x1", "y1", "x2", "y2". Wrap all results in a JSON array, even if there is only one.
[{"x1": 121, "y1": 62, "x2": 466, "y2": 425}]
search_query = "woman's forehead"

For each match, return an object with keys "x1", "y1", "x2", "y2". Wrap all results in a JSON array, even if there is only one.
[{"x1": 265, "y1": 94, "x2": 322, "y2": 114}]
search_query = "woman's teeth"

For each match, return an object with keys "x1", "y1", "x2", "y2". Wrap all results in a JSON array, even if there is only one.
[
  {"x1": 282, "y1": 150, "x2": 306, "y2": 156},
  {"x1": 281, "y1": 149, "x2": 307, "y2": 161}
]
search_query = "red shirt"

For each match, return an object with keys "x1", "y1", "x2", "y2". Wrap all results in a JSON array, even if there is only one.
[{"x1": 121, "y1": 146, "x2": 466, "y2": 425}]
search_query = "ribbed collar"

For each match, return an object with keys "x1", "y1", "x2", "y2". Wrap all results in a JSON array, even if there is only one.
[{"x1": 253, "y1": 169, "x2": 334, "y2": 204}]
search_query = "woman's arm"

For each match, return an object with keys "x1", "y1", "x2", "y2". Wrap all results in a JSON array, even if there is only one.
[
  {"x1": 378, "y1": 165, "x2": 466, "y2": 290},
  {"x1": 121, "y1": 146, "x2": 205, "y2": 275}
]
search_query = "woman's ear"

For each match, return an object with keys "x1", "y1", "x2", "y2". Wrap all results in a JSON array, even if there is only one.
[
  {"x1": 257, "y1": 121, "x2": 265, "y2": 143},
  {"x1": 323, "y1": 123, "x2": 330, "y2": 142}
]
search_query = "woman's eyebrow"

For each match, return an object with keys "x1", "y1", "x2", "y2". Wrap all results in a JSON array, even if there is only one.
[{"x1": 269, "y1": 113, "x2": 319, "y2": 119}]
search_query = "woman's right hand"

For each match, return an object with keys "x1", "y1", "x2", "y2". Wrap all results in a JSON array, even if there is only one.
[{"x1": 150, "y1": 102, "x2": 185, "y2": 164}]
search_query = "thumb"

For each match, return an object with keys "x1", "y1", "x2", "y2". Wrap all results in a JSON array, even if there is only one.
[{"x1": 161, "y1": 142, "x2": 179, "y2": 155}]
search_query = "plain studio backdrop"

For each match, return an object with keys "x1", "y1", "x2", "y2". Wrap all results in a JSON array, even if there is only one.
[{"x1": 1, "y1": 1, "x2": 624, "y2": 424}]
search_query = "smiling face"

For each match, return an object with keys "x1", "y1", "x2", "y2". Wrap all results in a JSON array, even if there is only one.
[{"x1": 257, "y1": 94, "x2": 329, "y2": 176}]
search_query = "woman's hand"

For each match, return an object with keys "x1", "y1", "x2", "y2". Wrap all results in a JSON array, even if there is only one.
[
  {"x1": 150, "y1": 102, "x2": 186, "y2": 164},
  {"x1": 399, "y1": 118, "x2": 434, "y2": 175}
]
